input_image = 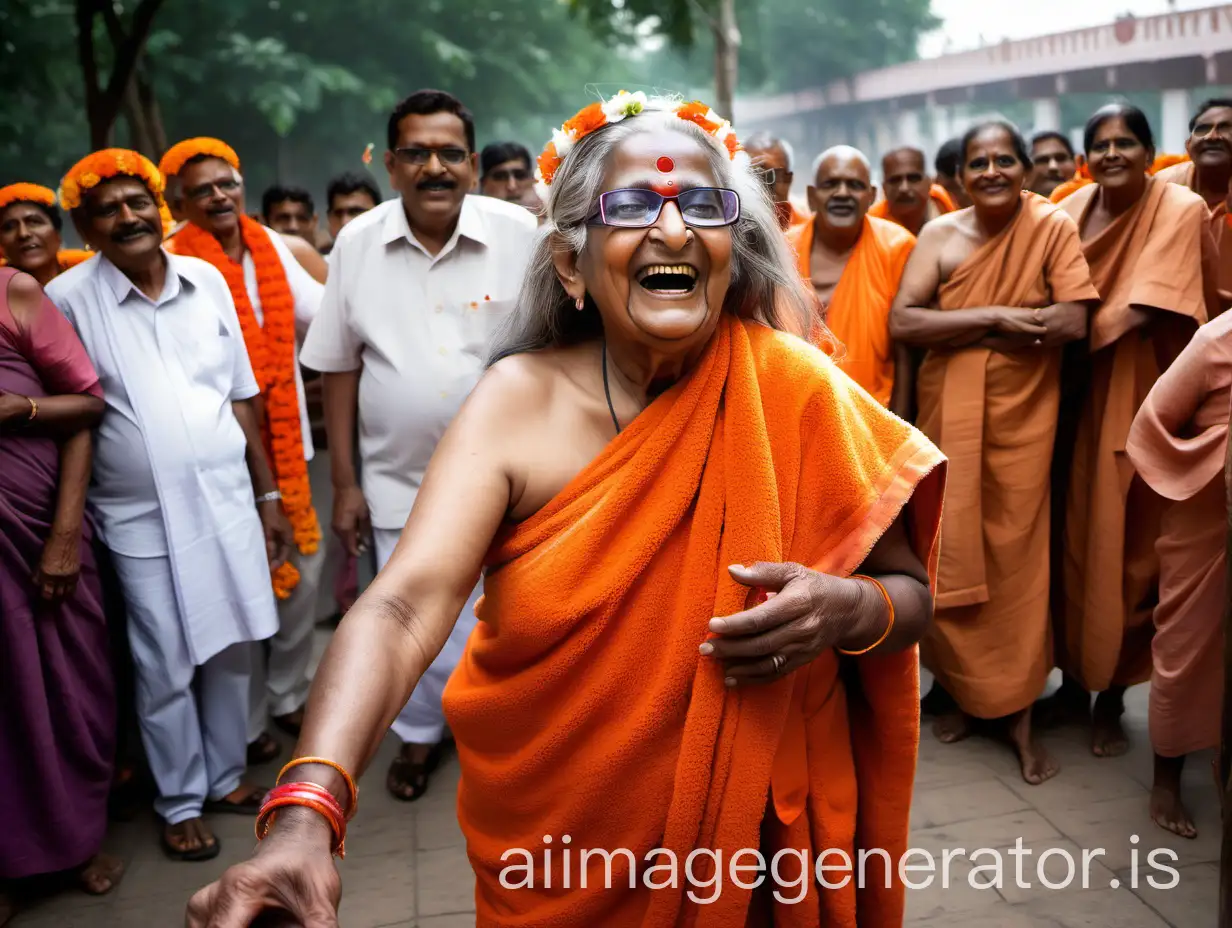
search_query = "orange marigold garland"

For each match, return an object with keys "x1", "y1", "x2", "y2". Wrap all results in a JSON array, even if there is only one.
[
  {"x1": 158, "y1": 137, "x2": 242, "y2": 179},
  {"x1": 0, "y1": 183, "x2": 57, "y2": 211},
  {"x1": 172, "y1": 216, "x2": 321, "y2": 599},
  {"x1": 59, "y1": 149, "x2": 165, "y2": 211},
  {"x1": 536, "y1": 92, "x2": 745, "y2": 187}
]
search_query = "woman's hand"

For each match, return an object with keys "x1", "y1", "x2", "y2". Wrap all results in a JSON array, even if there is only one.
[
  {"x1": 186, "y1": 810, "x2": 341, "y2": 928},
  {"x1": 33, "y1": 529, "x2": 82, "y2": 603},
  {"x1": 702, "y1": 562, "x2": 873, "y2": 685}
]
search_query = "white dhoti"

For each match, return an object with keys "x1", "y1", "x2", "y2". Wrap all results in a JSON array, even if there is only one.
[
  {"x1": 248, "y1": 543, "x2": 327, "y2": 741},
  {"x1": 112, "y1": 553, "x2": 253, "y2": 824},
  {"x1": 373, "y1": 528, "x2": 479, "y2": 744}
]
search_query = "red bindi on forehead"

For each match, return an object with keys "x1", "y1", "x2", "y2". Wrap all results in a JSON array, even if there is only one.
[{"x1": 656, "y1": 155, "x2": 675, "y2": 173}]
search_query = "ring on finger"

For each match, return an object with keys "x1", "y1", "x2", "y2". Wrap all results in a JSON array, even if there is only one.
[{"x1": 771, "y1": 653, "x2": 786, "y2": 673}]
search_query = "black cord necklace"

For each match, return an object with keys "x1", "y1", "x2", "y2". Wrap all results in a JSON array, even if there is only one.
[{"x1": 601, "y1": 338, "x2": 621, "y2": 435}]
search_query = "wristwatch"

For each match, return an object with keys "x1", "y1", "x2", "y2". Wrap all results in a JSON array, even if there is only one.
[{"x1": 256, "y1": 490, "x2": 283, "y2": 504}]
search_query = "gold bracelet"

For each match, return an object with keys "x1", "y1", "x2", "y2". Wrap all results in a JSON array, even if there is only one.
[
  {"x1": 25, "y1": 396, "x2": 38, "y2": 422},
  {"x1": 836, "y1": 574, "x2": 895, "y2": 656}
]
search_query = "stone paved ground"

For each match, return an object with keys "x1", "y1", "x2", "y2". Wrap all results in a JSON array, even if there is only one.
[{"x1": 9, "y1": 666, "x2": 1221, "y2": 927}]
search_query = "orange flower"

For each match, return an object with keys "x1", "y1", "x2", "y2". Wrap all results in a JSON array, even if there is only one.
[
  {"x1": 59, "y1": 149, "x2": 164, "y2": 210},
  {"x1": 57, "y1": 249, "x2": 94, "y2": 270},
  {"x1": 0, "y1": 183, "x2": 57, "y2": 212},
  {"x1": 563, "y1": 102, "x2": 606, "y2": 138},
  {"x1": 173, "y1": 215, "x2": 321, "y2": 598},
  {"x1": 675, "y1": 101, "x2": 718, "y2": 131},
  {"x1": 159, "y1": 137, "x2": 242, "y2": 178},
  {"x1": 538, "y1": 142, "x2": 561, "y2": 186}
]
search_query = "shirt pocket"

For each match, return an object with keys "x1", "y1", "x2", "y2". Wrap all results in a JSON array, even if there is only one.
[{"x1": 458, "y1": 297, "x2": 517, "y2": 361}]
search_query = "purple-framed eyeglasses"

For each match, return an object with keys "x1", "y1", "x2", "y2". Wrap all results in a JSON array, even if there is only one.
[{"x1": 588, "y1": 187, "x2": 741, "y2": 228}]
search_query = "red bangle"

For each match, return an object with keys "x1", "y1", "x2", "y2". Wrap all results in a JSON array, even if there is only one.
[{"x1": 256, "y1": 782, "x2": 348, "y2": 858}]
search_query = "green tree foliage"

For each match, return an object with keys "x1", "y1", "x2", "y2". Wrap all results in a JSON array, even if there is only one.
[
  {"x1": 572, "y1": 0, "x2": 939, "y2": 95},
  {"x1": 1, "y1": 0, "x2": 936, "y2": 202}
]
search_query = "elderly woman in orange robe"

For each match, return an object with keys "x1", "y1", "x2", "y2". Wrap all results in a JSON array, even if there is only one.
[
  {"x1": 1126, "y1": 309, "x2": 1232, "y2": 839},
  {"x1": 1054, "y1": 104, "x2": 1218, "y2": 759},
  {"x1": 187, "y1": 94, "x2": 947, "y2": 928}
]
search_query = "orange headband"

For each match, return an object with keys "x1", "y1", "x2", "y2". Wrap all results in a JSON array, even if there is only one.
[
  {"x1": 59, "y1": 149, "x2": 165, "y2": 211},
  {"x1": 0, "y1": 183, "x2": 57, "y2": 212},
  {"x1": 158, "y1": 137, "x2": 241, "y2": 179}
]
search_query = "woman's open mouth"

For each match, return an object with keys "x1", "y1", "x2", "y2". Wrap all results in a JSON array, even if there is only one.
[{"x1": 636, "y1": 264, "x2": 699, "y2": 296}]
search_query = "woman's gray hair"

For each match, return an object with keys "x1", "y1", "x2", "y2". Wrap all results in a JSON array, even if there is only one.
[{"x1": 488, "y1": 97, "x2": 815, "y2": 364}]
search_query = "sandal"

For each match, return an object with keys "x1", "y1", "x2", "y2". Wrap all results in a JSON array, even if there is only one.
[
  {"x1": 246, "y1": 731, "x2": 282, "y2": 766},
  {"x1": 204, "y1": 784, "x2": 268, "y2": 815},
  {"x1": 386, "y1": 742, "x2": 444, "y2": 802},
  {"x1": 162, "y1": 819, "x2": 220, "y2": 862}
]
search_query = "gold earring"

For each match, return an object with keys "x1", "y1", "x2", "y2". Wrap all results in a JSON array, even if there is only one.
[{"x1": 575, "y1": 296, "x2": 585, "y2": 311}]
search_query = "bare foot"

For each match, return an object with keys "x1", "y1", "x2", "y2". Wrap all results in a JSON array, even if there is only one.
[
  {"x1": 162, "y1": 818, "x2": 219, "y2": 861},
  {"x1": 79, "y1": 853, "x2": 125, "y2": 895},
  {"x1": 1091, "y1": 689, "x2": 1129, "y2": 757},
  {"x1": 1150, "y1": 754, "x2": 1197, "y2": 839},
  {"x1": 1150, "y1": 782, "x2": 1197, "y2": 839},
  {"x1": 1006, "y1": 708, "x2": 1060, "y2": 785},
  {"x1": 932, "y1": 709, "x2": 971, "y2": 743}
]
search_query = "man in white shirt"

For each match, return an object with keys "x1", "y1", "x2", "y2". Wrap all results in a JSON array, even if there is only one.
[
  {"x1": 158, "y1": 138, "x2": 327, "y2": 765},
  {"x1": 300, "y1": 89, "x2": 538, "y2": 801},
  {"x1": 46, "y1": 150, "x2": 292, "y2": 861}
]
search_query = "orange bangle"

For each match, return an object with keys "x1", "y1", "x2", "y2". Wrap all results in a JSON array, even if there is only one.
[
  {"x1": 276, "y1": 756, "x2": 359, "y2": 819},
  {"x1": 837, "y1": 574, "x2": 895, "y2": 656}
]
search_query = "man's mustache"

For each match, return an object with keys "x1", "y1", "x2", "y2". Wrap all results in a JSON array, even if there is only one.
[
  {"x1": 417, "y1": 178, "x2": 457, "y2": 190},
  {"x1": 111, "y1": 222, "x2": 156, "y2": 241}
]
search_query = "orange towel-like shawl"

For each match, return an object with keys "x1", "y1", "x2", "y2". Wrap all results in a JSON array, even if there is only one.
[
  {"x1": 787, "y1": 215, "x2": 915, "y2": 406},
  {"x1": 869, "y1": 185, "x2": 955, "y2": 229},
  {"x1": 442, "y1": 315, "x2": 946, "y2": 927},
  {"x1": 914, "y1": 192, "x2": 1098, "y2": 718},
  {"x1": 1126, "y1": 311, "x2": 1232, "y2": 756},
  {"x1": 1058, "y1": 177, "x2": 1212, "y2": 692}
]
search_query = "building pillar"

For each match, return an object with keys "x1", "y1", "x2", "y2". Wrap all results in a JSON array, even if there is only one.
[
  {"x1": 1160, "y1": 88, "x2": 1191, "y2": 155},
  {"x1": 1032, "y1": 97, "x2": 1061, "y2": 134},
  {"x1": 896, "y1": 109, "x2": 923, "y2": 152}
]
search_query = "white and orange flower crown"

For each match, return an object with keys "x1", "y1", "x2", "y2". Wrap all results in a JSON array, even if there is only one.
[{"x1": 536, "y1": 92, "x2": 746, "y2": 186}]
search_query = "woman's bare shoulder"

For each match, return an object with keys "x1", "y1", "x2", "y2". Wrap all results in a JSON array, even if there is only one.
[{"x1": 471, "y1": 345, "x2": 594, "y2": 421}]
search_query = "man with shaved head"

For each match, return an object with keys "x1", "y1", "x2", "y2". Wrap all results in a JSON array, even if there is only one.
[
  {"x1": 786, "y1": 145, "x2": 916, "y2": 415},
  {"x1": 872, "y1": 146, "x2": 956, "y2": 236},
  {"x1": 745, "y1": 131, "x2": 807, "y2": 230}
]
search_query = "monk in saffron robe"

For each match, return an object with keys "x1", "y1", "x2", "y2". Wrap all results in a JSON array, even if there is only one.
[
  {"x1": 872, "y1": 147, "x2": 956, "y2": 237},
  {"x1": 891, "y1": 121, "x2": 1098, "y2": 785},
  {"x1": 1126, "y1": 310, "x2": 1232, "y2": 839},
  {"x1": 189, "y1": 97, "x2": 947, "y2": 928},
  {"x1": 1155, "y1": 98, "x2": 1232, "y2": 301},
  {"x1": 1054, "y1": 103, "x2": 1218, "y2": 757},
  {"x1": 786, "y1": 146, "x2": 915, "y2": 413}
]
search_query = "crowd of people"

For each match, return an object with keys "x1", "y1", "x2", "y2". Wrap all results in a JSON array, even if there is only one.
[{"x1": 0, "y1": 86, "x2": 1229, "y2": 926}]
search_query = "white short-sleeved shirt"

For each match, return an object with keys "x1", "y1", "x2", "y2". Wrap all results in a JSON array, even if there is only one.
[
  {"x1": 299, "y1": 194, "x2": 538, "y2": 529},
  {"x1": 240, "y1": 225, "x2": 322, "y2": 460},
  {"x1": 47, "y1": 252, "x2": 260, "y2": 557}
]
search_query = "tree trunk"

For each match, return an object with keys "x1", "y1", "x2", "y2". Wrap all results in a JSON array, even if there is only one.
[
  {"x1": 1222, "y1": 397, "x2": 1232, "y2": 928},
  {"x1": 77, "y1": 0, "x2": 167, "y2": 151},
  {"x1": 712, "y1": 0, "x2": 740, "y2": 120},
  {"x1": 138, "y1": 71, "x2": 168, "y2": 158}
]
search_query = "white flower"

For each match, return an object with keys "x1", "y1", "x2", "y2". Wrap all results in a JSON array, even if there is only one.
[
  {"x1": 714, "y1": 122, "x2": 734, "y2": 142},
  {"x1": 732, "y1": 150, "x2": 751, "y2": 170},
  {"x1": 551, "y1": 127, "x2": 575, "y2": 157},
  {"x1": 602, "y1": 90, "x2": 647, "y2": 124}
]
